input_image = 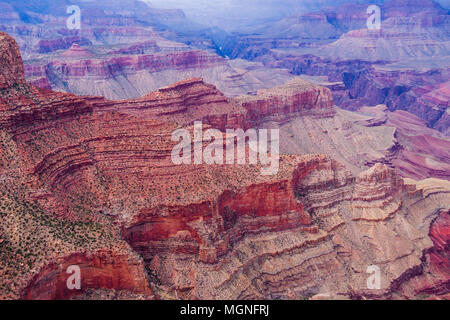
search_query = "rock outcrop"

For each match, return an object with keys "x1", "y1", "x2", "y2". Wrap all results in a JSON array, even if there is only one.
[
  {"x1": 0, "y1": 31, "x2": 25, "y2": 89},
  {"x1": 21, "y1": 250, "x2": 152, "y2": 300},
  {"x1": 232, "y1": 81, "x2": 450, "y2": 182},
  {"x1": 232, "y1": 78, "x2": 335, "y2": 125},
  {"x1": 260, "y1": 50, "x2": 449, "y2": 135},
  {"x1": 61, "y1": 44, "x2": 94, "y2": 58}
]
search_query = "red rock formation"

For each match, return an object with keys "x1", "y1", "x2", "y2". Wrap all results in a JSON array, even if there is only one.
[
  {"x1": 395, "y1": 195, "x2": 449, "y2": 299},
  {"x1": 93, "y1": 78, "x2": 248, "y2": 130},
  {"x1": 0, "y1": 32, "x2": 99, "y2": 130},
  {"x1": 123, "y1": 162, "x2": 314, "y2": 264},
  {"x1": 21, "y1": 250, "x2": 152, "y2": 300},
  {"x1": 421, "y1": 211, "x2": 450, "y2": 298},
  {"x1": 262, "y1": 52, "x2": 450, "y2": 133},
  {"x1": 232, "y1": 78, "x2": 335, "y2": 125},
  {"x1": 46, "y1": 51, "x2": 224, "y2": 78},
  {"x1": 61, "y1": 44, "x2": 94, "y2": 58},
  {"x1": 231, "y1": 80, "x2": 450, "y2": 182},
  {"x1": 0, "y1": 31, "x2": 25, "y2": 89},
  {"x1": 381, "y1": 109, "x2": 450, "y2": 180},
  {"x1": 37, "y1": 36, "x2": 93, "y2": 54}
]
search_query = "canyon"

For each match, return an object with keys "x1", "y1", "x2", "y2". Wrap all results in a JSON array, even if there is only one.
[
  {"x1": 221, "y1": 0, "x2": 450, "y2": 136},
  {"x1": 0, "y1": 0, "x2": 445, "y2": 146},
  {"x1": 0, "y1": 0, "x2": 294, "y2": 100},
  {"x1": 0, "y1": 30, "x2": 448, "y2": 300},
  {"x1": 1, "y1": 0, "x2": 447, "y2": 137},
  {"x1": 23, "y1": 45, "x2": 294, "y2": 100}
]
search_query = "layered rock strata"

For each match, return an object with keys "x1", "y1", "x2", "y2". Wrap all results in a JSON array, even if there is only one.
[{"x1": 0, "y1": 32, "x2": 448, "y2": 300}]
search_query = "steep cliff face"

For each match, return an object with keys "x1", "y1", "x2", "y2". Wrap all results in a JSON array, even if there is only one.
[
  {"x1": 335, "y1": 67, "x2": 449, "y2": 131},
  {"x1": 231, "y1": 80, "x2": 450, "y2": 181},
  {"x1": 21, "y1": 251, "x2": 152, "y2": 300},
  {"x1": 386, "y1": 109, "x2": 450, "y2": 180},
  {"x1": 41, "y1": 50, "x2": 225, "y2": 78},
  {"x1": 0, "y1": 31, "x2": 25, "y2": 89},
  {"x1": 121, "y1": 154, "x2": 318, "y2": 266},
  {"x1": 0, "y1": 31, "x2": 448, "y2": 300},
  {"x1": 395, "y1": 181, "x2": 450, "y2": 299},
  {"x1": 124, "y1": 160, "x2": 449, "y2": 300},
  {"x1": 288, "y1": 163, "x2": 449, "y2": 300},
  {"x1": 261, "y1": 52, "x2": 449, "y2": 135},
  {"x1": 36, "y1": 37, "x2": 93, "y2": 55},
  {"x1": 233, "y1": 78, "x2": 335, "y2": 125}
]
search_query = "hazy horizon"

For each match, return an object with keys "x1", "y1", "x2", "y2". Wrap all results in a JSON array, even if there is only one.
[{"x1": 143, "y1": 0, "x2": 450, "y2": 31}]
